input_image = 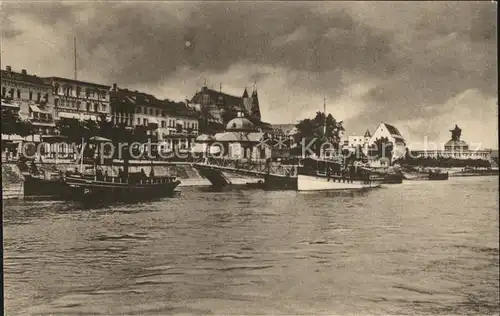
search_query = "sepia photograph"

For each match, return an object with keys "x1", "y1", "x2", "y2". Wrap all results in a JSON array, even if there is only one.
[{"x1": 1, "y1": 1, "x2": 498, "y2": 315}]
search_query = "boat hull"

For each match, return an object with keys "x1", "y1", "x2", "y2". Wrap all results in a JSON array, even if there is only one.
[
  {"x1": 297, "y1": 174, "x2": 381, "y2": 191},
  {"x1": 64, "y1": 176, "x2": 181, "y2": 203},
  {"x1": 264, "y1": 174, "x2": 298, "y2": 191},
  {"x1": 24, "y1": 175, "x2": 71, "y2": 199},
  {"x1": 428, "y1": 173, "x2": 449, "y2": 180}
]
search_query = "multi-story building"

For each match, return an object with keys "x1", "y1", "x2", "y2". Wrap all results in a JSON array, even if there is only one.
[
  {"x1": 110, "y1": 85, "x2": 199, "y2": 152},
  {"x1": 1, "y1": 65, "x2": 56, "y2": 136},
  {"x1": 43, "y1": 77, "x2": 110, "y2": 121},
  {"x1": 189, "y1": 85, "x2": 262, "y2": 125}
]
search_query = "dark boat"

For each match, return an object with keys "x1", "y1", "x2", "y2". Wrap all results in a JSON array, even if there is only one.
[
  {"x1": 264, "y1": 173, "x2": 297, "y2": 190},
  {"x1": 64, "y1": 173, "x2": 181, "y2": 203},
  {"x1": 382, "y1": 172, "x2": 404, "y2": 184},
  {"x1": 428, "y1": 169, "x2": 449, "y2": 180},
  {"x1": 63, "y1": 137, "x2": 181, "y2": 204},
  {"x1": 23, "y1": 173, "x2": 71, "y2": 199}
]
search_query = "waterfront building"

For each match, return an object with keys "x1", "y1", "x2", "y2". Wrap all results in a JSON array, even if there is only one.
[
  {"x1": 369, "y1": 123, "x2": 406, "y2": 161},
  {"x1": 110, "y1": 85, "x2": 199, "y2": 153},
  {"x1": 1, "y1": 66, "x2": 56, "y2": 136},
  {"x1": 410, "y1": 125, "x2": 492, "y2": 160},
  {"x1": 193, "y1": 111, "x2": 272, "y2": 161},
  {"x1": 43, "y1": 76, "x2": 111, "y2": 121},
  {"x1": 189, "y1": 85, "x2": 262, "y2": 125},
  {"x1": 344, "y1": 129, "x2": 371, "y2": 154}
]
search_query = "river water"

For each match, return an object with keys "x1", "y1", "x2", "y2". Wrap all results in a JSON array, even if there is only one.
[{"x1": 3, "y1": 176, "x2": 499, "y2": 315}]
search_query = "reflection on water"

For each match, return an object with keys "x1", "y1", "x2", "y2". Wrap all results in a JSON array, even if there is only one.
[{"x1": 3, "y1": 177, "x2": 499, "y2": 315}]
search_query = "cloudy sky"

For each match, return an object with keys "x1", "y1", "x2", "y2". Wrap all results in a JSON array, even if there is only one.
[{"x1": 1, "y1": 1, "x2": 497, "y2": 148}]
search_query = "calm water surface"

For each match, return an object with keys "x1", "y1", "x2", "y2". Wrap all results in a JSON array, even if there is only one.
[{"x1": 3, "y1": 176, "x2": 499, "y2": 315}]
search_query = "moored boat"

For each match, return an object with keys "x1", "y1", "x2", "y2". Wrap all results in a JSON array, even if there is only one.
[
  {"x1": 428, "y1": 169, "x2": 449, "y2": 180},
  {"x1": 297, "y1": 157, "x2": 381, "y2": 191},
  {"x1": 63, "y1": 137, "x2": 181, "y2": 204},
  {"x1": 64, "y1": 173, "x2": 181, "y2": 203}
]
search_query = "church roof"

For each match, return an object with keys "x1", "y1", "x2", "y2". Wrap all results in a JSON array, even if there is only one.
[
  {"x1": 242, "y1": 88, "x2": 249, "y2": 98},
  {"x1": 364, "y1": 129, "x2": 371, "y2": 137},
  {"x1": 382, "y1": 123, "x2": 402, "y2": 137},
  {"x1": 190, "y1": 87, "x2": 243, "y2": 110}
]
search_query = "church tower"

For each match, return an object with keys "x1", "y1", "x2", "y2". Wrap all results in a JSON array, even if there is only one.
[
  {"x1": 251, "y1": 87, "x2": 261, "y2": 121},
  {"x1": 242, "y1": 87, "x2": 253, "y2": 114}
]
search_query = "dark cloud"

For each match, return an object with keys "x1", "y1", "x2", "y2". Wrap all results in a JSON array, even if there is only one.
[{"x1": 1, "y1": 1, "x2": 497, "y2": 147}]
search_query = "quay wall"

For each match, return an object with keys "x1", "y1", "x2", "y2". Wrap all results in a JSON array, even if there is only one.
[{"x1": 2, "y1": 163, "x2": 24, "y2": 199}]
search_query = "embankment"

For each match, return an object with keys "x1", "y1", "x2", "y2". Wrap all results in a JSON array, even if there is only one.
[{"x1": 2, "y1": 163, "x2": 24, "y2": 199}]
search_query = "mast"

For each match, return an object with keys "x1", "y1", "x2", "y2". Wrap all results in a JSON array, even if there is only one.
[{"x1": 74, "y1": 36, "x2": 77, "y2": 80}]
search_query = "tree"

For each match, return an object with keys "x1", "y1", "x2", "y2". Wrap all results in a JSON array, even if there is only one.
[
  {"x1": 1, "y1": 107, "x2": 34, "y2": 138},
  {"x1": 294, "y1": 111, "x2": 344, "y2": 156},
  {"x1": 370, "y1": 137, "x2": 393, "y2": 161}
]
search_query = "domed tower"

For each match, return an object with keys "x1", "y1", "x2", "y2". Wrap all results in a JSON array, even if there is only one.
[
  {"x1": 225, "y1": 110, "x2": 256, "y2": 132},
  {"x1": 251, "y1": 88, "x2": 261, "y2": 121}
]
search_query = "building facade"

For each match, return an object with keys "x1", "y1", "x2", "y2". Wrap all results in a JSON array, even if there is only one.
[
  {"x1": 189, "y1": 85, "x2": 262, "y2": 124},
  {"x1": 43, "y1": 77, "x2": 111, "y2": 121},
  {"x1": 369, "y1": 123, "x2": 406, "y2": 161},
  {"x1": 193, "y1": 111, "x2": 272, "y2": 161},
  {"x1": 110, "y1": 85, "x2": 199, "y2": 153},
  {"x1": 1, "y1": 66, "x2": 56, "y2": 136}
]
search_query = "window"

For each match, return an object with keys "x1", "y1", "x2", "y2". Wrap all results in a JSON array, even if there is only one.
[
  {"x1": 16, "y1": 89, "x2": 20, "y2": 98},
  {"x1": 142, "y1": 107, "x2": 146, "y2": 114},
  {"x1": 137, "y1": 118, "x2": 141, "y2": 125},
  {"x1": 55, "y1": 84, "x2": 60, "y2": 94},
  {"x1": 136, "y1": 107, "x2": 141, "y2": 113},
  {"x1": 161, "y1": 121, "x2": 166, "y2": 128},
  {"x1": 1, "y1": 86, "x2": 5, "y2": 97},
  {"x1": 29, "y1": 91, "x2": 33, "y2": 100},
  {"x1": 54, "y1": 98, "x2": 59, "y2": 107},
  {"x1": 143, "y1": 118, "x2": 147, "y2": 125},
  {"x1": 94, "y1": 103, "x2": 98, "y2": 112},
  {"x1": 156, "y1": 109, "x2": 160, "y2": 116},
  {"x1": 149, "y1": 108, "x2": 153, "y2": 115},
  {"x1": 76, "y1": 86, "x2": 81, "y2": 97},
  {"x1": 162, "y1": 111, "x2": 166, "y2": 117},
  {"x1": 76, "y1": 101, "x2": 81, "y2": 110},
  {"x1": 37, "y1": 92, "x2": 41, "y2": 103},
  {"x1": 85, "y1": 89, "x2": 91, "y2": 98},
  {"x1": 86, "y1": 102, "x2": 91, "y2": 112},
  {"x1": 102, "y1": 104, "x2": 106, "y2": 112}
]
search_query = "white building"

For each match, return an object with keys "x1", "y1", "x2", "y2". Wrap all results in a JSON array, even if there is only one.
[
  {"x1": 1, "y1": 66, "x2": 56, "y2": 136},
  {"x1": 346, "y1": 129, "x2": 371, "y2": 154},
  {"x1": 369, "y1": 123, "x2": 406, "y2": 161}
]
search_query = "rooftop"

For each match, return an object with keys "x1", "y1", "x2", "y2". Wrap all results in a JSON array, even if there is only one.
[{"x1": 1, "y1": 69, "x2": 51, "y2": 87}]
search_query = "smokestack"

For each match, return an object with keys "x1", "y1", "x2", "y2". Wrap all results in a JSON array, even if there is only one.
[
  {"x1": 112, "y1": 83, "x2": 117, "y2": 91},
  {"x1": 21, "y1": 69, "x2": 27, "y2": 75},
  {"x1": 6, "y1": 65, "x2": 11, "y2": 72}
]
